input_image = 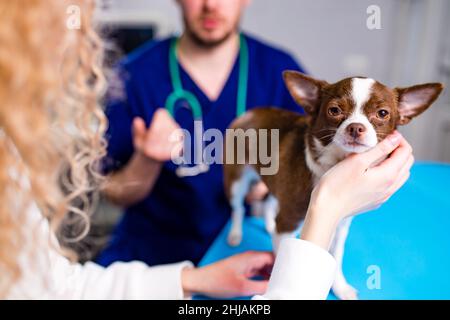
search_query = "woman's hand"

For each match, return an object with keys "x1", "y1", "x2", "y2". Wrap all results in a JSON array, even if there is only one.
[
  {"x1": 181, "y1": 251, "x2": 274, "y2": 298},
  {"x1": 301, "y1": 131, "x2": 414, "y2": 249}
]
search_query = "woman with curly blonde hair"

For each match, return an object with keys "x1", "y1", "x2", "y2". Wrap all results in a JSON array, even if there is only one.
[
  {"x1": 0, "y1": 0, "x2": 412, "y2": 299},
  {"x1": 0, "y1": 0, "x2": 281, "y2": 299}
]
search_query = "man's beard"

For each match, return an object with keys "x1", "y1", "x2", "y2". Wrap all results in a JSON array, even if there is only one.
[{"x1": 183, "y1": 18, "x2": 239, "y2": 48}]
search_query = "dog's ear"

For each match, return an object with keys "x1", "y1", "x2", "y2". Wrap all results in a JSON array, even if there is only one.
[
  {"x1": 395, "y1": 83, "x2": 444, "y2": 125},
  {"x1": 283, "y1": 71, "x2": 328, "y2": 114}
]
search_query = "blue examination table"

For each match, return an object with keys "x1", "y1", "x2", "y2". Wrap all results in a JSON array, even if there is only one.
[{"x1": 198, "y1": 162, "x2": 450, "y2": 299}]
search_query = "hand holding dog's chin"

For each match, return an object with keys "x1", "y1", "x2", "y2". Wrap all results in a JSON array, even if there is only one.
[{"x1": 301, "y1": 131, "x2": 413, "y2": 250}]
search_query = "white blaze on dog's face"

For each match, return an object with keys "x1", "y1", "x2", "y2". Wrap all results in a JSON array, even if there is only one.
[
  {"x1": 283, "y1": 71, "x2": 444, "y2": 155},
  {"x1": 334, "y1": 77, "x2": 377, "y2": 153}
]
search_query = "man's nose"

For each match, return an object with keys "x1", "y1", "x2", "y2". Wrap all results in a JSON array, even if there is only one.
[
  {"x1": 346, "y1": 123, "x2": 366, "y2": 139},
  {"x1": 204, "y1": 0, "x2": 219, "y2": 10}
]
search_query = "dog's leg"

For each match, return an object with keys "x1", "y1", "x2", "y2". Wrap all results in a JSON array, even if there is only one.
[
  {"x1": 330, "y1": 217, "x2": 358, "y2": 300},
  {"x1": 250, "y1": 200, "x2": 264, "y2": 217},
  {"x1": 227, "y1": 180, "x2": 247, "y2": 246},
  {"x1": 263, "y1": 194, "x2": 278, "y2": 235},
  {"x1": 272, "y1": 230, "x2": 298, "y2": 254},
  {"x1": 271, "y1": 208, "x2": 302, "y2": 254},
  {"x1": 227, "y1": 168, "x2": 258, "y2": 246}
]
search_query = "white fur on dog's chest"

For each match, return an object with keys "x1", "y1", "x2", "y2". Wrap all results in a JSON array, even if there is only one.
[{"x1": 305, "y1": 137, "x2": 348, "y2": 186}]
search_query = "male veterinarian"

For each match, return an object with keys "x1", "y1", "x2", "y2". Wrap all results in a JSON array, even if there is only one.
[{"x1": 97, "y1": 0, "x2": 306, "y2": 267}]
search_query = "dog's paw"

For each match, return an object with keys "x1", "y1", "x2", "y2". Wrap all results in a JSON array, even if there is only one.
[
  {"x1": 332, "y1": 283, "x2": 359, "y2": 300},
  {"x1": 251, "y1": 201, "x2": 264, "y2": 217},
  {"x1": 227, "y1": 230, "x2": 242, "y2": 247},
  {"x1": 265, "y1": 219, "x2": 276, "y2": 234}
]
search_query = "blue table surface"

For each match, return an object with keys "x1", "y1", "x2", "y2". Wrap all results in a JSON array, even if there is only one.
[{"x1": 197, "y1": 162, "x2": 450, "y2": 299}]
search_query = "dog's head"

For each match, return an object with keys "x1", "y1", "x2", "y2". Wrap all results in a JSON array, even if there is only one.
[{"x1": 283, "y1": 71, "x2": 444, "y2": 154}]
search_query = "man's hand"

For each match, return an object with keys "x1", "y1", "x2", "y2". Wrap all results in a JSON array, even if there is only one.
[
  {"x1": 103, "y1": 109, "x2": 184, "y2": 206},
  {"x1": 132, "y1": 108, "x2": 183, "y2": 163}
]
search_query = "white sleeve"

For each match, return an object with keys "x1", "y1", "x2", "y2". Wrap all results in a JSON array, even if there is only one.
[
  {"x1": 253, "y1": 238, "x2": 336, "y2": 300},
  {"x1": 9, "y1": 203, "x2": 193, "y2": 300},
  {"x1": 47, "y1": 250, "x2": 193, "y2": 299}
]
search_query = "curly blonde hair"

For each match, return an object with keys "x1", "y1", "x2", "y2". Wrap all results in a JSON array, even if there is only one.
[{"x1": 0, "y1": 0, "x2": 107, "y2": 297}]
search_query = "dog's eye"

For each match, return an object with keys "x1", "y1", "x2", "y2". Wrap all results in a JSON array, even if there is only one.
[
  {"x1": 328, "y1": 106, "x2": 342, "y2": 117},
  {"x1": 377, "y1": 109, "x2": 389, "y2": 119}
]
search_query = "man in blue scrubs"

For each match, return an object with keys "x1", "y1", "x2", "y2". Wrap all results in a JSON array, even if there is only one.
[{"x1": 97, "y1": 0, "x2": 306, "y2": 266}]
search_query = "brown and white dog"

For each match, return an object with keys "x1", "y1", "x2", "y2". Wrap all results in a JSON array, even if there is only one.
[{"x1": 223, "y1": 71, "x2": 444, "y2": 299}]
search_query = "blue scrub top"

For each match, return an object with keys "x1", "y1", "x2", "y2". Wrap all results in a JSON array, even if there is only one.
[{"x1": 97, "y1": 33, "x2": 306, "y2": 267}]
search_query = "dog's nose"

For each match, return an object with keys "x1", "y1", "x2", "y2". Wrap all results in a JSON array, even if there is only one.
[{"x1": 346, "y1": 123, "x2": 366, "y2": 139}]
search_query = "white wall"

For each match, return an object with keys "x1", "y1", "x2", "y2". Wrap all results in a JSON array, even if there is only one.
[{"x1": 99, "y1": 0, "x2": 398, "y2": 81}]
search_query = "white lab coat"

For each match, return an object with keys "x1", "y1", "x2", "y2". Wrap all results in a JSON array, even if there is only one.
[
  {"x1": 4, "y1": 136, "x2": 337, "y2": 299},
  {"x1": 7, "y1": 199, "x2": 336, "y2": 300},
  {"x1": 6, "y1": 201, "x2": 192, "y2": 299}
]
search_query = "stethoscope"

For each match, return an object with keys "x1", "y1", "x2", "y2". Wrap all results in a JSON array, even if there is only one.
[{"x1": 165, "y1": 34, "x2": 249, "y2": 177}]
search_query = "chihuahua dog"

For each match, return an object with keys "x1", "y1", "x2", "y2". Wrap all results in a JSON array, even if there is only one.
[{"x1": 223, "y1": 71, "x2": 443, "y2": 299}]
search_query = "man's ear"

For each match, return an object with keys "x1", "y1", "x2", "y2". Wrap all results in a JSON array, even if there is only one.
[
  {"x1": 395, "y1": 83, "x2": 444, "y2": 125},
  {"x1": 282, "y1": 71, "x2": 328, "y2": 114}
]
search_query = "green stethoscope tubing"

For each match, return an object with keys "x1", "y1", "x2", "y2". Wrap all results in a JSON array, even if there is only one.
[{"x1": 165, "y1": 33, "x2": 249, "y2": 119}]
